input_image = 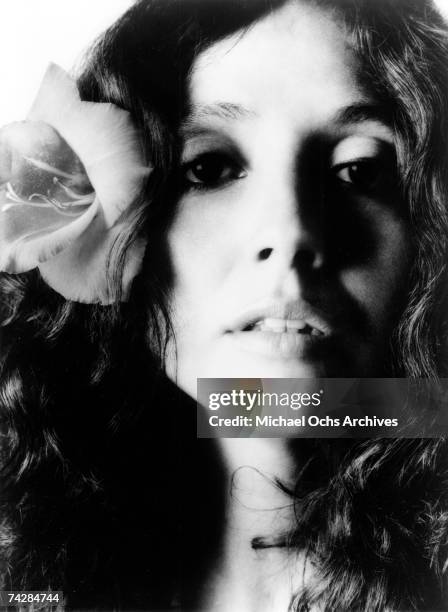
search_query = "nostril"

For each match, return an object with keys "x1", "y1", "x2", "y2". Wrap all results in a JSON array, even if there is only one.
[
  {"x1": 293, "y1": 248, "x2": 321, "y2": 269},
  {"x1": 258, "y1": 248, "x2": 273, "y2": 261}
]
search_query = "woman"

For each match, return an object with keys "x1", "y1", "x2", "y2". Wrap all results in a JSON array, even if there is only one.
[{"x1": 1, "y1": 0, "x2": 448, "y2": 610}]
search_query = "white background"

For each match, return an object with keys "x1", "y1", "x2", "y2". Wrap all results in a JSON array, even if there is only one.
[{"x1": 0, "y1": 0, "x2": 448, "y2": 124}]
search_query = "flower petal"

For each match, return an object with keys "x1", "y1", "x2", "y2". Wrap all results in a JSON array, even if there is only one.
[
  {"x1": 39, "y1": 209, "x2": 146, "y2": 303},
  {"x1": 0, "y1": 120, "x2": 97, "y2": 272},
  {"x1": 28, "y1": 63, "x2": 151, "y2": 226},
  {"x1": 0, "y1": 193, "x2": 99, "y2": 273}
]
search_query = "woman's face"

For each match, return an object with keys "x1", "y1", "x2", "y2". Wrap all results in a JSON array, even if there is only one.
[{"x1": 165, "y1": 0, "x2": 411, "y2": 398}]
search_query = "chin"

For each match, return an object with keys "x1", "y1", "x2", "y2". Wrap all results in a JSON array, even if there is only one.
[
  {"x1": 173, "y1": 352, "x2": 328, "y2": 398},
  {"x1": 167, "y1": 337, "x2": 378, "y2": 400},
  {"x1": 212, "y1": 355, "x2": 328, "y2": 379}
]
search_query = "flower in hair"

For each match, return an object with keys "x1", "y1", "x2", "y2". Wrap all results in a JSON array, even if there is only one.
[{"x1": 0, "y1": 63, "x2": 150, "y2": 303}]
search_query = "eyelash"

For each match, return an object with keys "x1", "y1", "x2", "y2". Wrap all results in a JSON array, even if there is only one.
[
  {"x1": 181, "y1": 152, "x2": 393, "y2": 193},
  {"x1": 331, "y1": 159, "x2": 393, "y2": 193},
  {"x1": 182, "y1": 152, "x2": 246, "y2": 191}
]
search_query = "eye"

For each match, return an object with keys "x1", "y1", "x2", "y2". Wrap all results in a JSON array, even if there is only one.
[
  {"x1": 330, "y1": 136, "x2": 398, "y2": 198},
  {"x1": 333, "y1": 160, "x2": 386, "y2": 191},
  {"x1": 183, "y1": 152, "x2": 246, "y2": 189}
]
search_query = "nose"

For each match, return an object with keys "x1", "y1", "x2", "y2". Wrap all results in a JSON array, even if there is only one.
[{"x1": 250, "y1": 177, "x2": 324, "y2": 274}]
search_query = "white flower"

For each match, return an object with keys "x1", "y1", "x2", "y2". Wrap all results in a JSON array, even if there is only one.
[{"x1": 0, "y1": 64, "x2": 150, "y2": 303}]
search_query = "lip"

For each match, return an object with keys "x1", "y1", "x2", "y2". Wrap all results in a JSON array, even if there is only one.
[
  {"x1": 224, "y1": 301, "x2": 333, "y2": 361},
  {"x1": 228, "y1": 329, "x2": 326, "y2": 360},
  {"x1": 225, "y1": 302, "x2": 333, "y2": 336}
]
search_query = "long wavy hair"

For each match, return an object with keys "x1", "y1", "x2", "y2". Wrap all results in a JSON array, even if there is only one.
[{"x1": 1, "y1": 0, "x2": 448, "y2": 610}]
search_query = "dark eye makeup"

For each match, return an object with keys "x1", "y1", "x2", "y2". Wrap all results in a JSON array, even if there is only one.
[
  {"x1": 331, "y1": 157, "x2": 397, "y2": 196},
  {"x1": 180, "y1": 138, "x2": 397, "y2": 197},
  {"x1": 333, "y1": 159, "x2": 385, "y2": 188},
  {"x1": 182, "y1": 151, "x2": 247, "y2": 191}
]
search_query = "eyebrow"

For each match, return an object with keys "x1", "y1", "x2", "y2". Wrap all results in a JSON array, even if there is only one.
[
  {"x1": 333, "y1": 103, "x2": 393, "y2": 127},
  {"x1": 180, "y1": 101, "x2": 393, "y2": 138},
  {"x1": 189, "y1": 102, "x2": 255, "y2": 121},
  {"x1": 181, "y1": 102, "x2": 255, "y2": 136}
]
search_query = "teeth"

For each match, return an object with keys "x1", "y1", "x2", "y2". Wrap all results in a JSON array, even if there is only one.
[
  {"x1": 311, "y1": 328, "x2": 323, "y2": 337},
  {"x1": 262, "y1": 318, "x2": 287, "y2": 332},
  {"x1": 286, "y1": 320, "x2": 308, "y2": 331},
  {"x1": 245, "y1": 318, "x2": 321, "y2": 335}
]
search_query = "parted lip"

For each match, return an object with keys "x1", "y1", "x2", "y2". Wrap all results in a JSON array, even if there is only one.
[{"x1": 224, "y1": 301, "x2": 333, "y2": 336}]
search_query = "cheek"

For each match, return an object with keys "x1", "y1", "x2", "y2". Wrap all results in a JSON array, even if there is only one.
[
  {"x1": 167, "y1": 196, "x2": 240, "y2": 312},
  {"x1": 340, "y1": 216, "x2": 411, "y2": 329},
  {"x1": 167, "y1": 180, "x2": 260, "y2": 294}
]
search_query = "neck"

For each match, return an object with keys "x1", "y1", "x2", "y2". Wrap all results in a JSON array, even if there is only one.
[
  {"x1": 202, "y1": 438, "x2": 305, "y2": 611},
  {"x1": 218, "y1": 437, "x2": 296, "y2": 545},
  {"x1": 219, "y1": 437, "x2": 295, "y2": 482}
]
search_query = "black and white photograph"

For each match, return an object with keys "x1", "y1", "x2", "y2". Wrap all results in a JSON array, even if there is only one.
[{"x1": 1, "y1": 0, "x2": 448, "y2": 610}]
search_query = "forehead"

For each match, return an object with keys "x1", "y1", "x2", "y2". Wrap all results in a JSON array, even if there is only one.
[{"x1": 189, "y1": 1, "x2": 368, "y2": 129}]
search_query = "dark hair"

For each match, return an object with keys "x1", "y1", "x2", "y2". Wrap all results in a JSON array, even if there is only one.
[{"x1": 1, "y1": 0, "x2": 448, "y2": 609}]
